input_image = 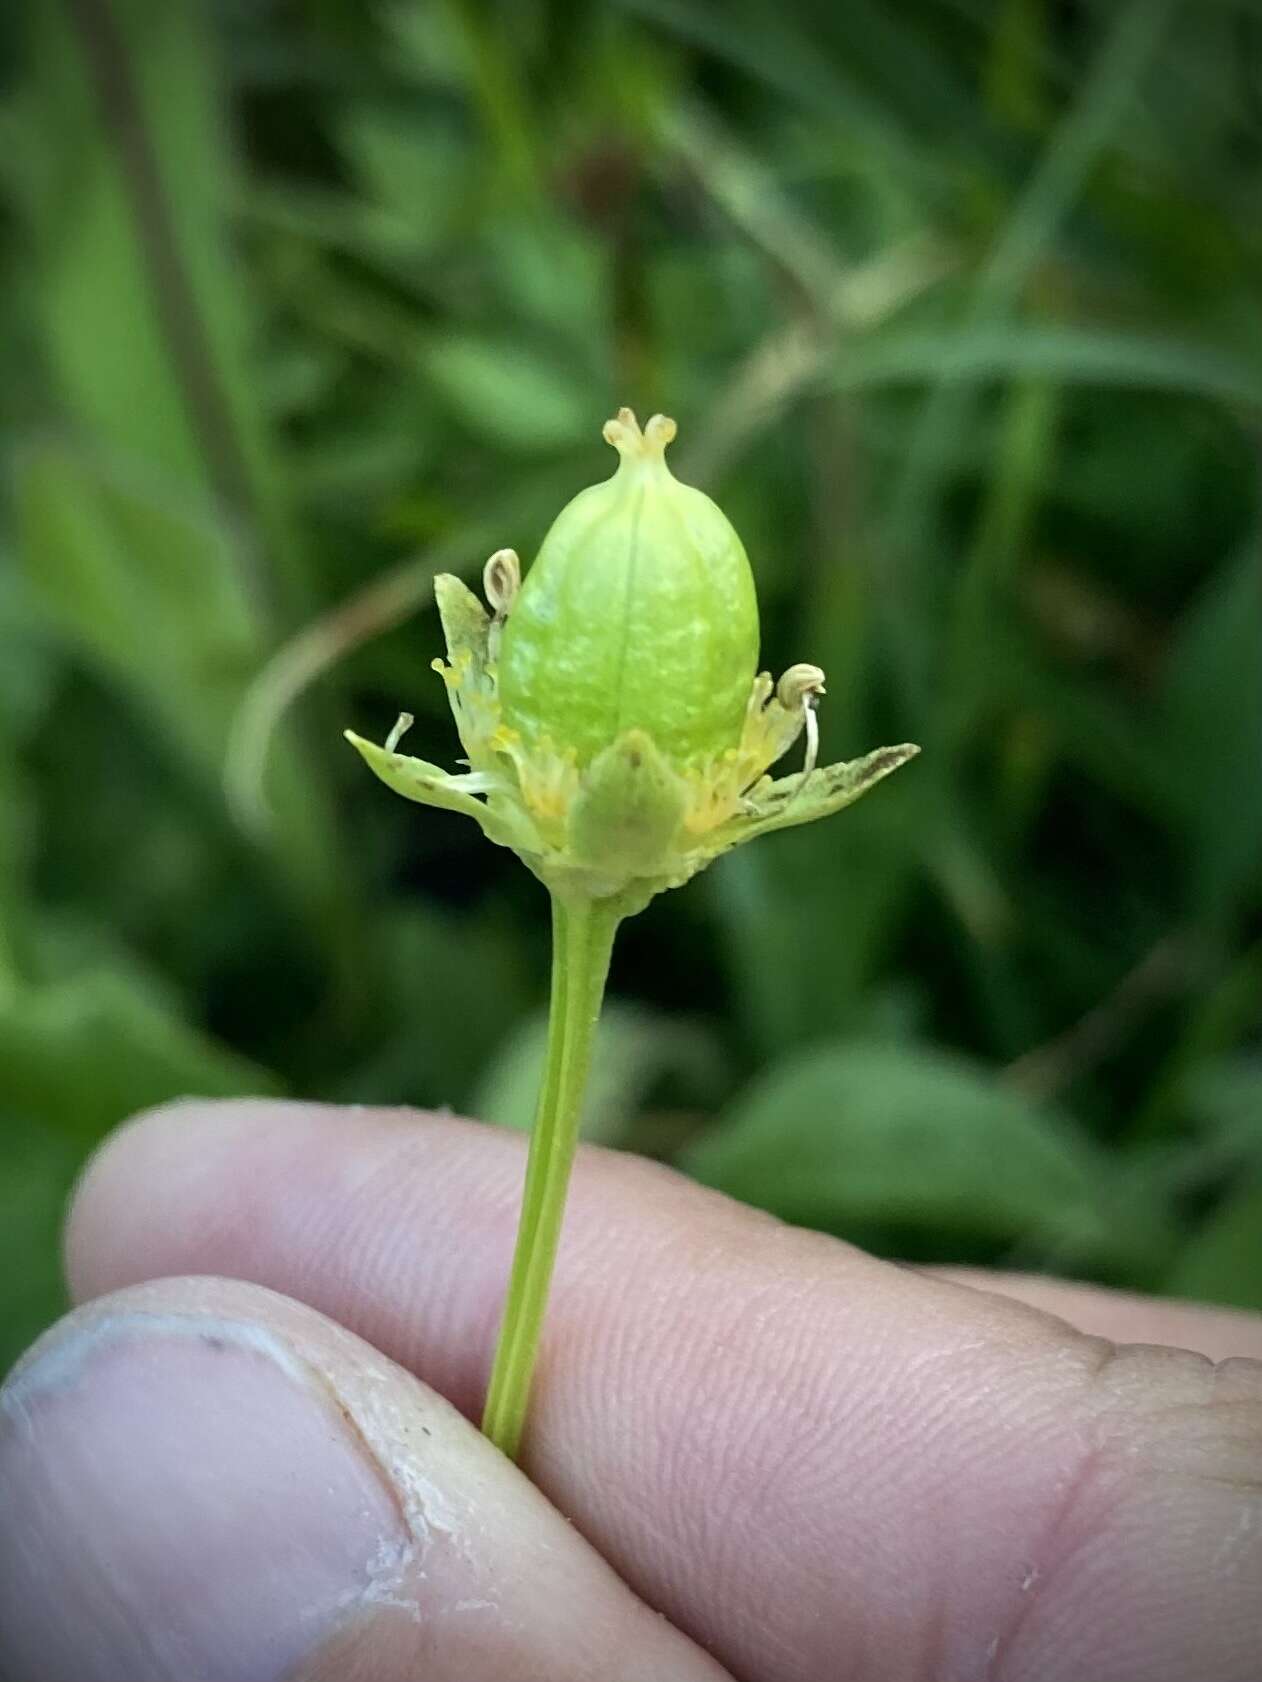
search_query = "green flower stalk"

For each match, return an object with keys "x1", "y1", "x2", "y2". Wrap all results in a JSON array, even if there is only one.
[{"x1": 347, "y1": 407, "x2": 917, "y2": 1459}]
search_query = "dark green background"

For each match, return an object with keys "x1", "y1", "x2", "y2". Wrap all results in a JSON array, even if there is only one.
[{"x1": 3, "y1": 0, "x2": 1261, "y2": 1372}]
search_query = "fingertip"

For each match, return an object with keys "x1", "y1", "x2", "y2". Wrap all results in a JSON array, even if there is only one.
[
  {"x1": 65, "y1": 1098, "x2": 266, "y2": 1303},
  {"x1": 67, "y1": 1098, "x2": 432, "y2": 1304}
]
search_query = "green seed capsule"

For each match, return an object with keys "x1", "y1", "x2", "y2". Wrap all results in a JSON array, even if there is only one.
[
  {"x1": 497, "y1": 410, "x2": 759, "y2": 768},
  {"x1": 346, "y1": 406, "x2": 917, "y2": 910}
]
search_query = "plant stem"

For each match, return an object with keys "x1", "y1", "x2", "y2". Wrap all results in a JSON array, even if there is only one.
[{"x1": 481, "y1": 893, "x2": 621, "y2": 1459}]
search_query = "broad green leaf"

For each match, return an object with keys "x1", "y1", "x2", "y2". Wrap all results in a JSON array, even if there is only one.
[
  {"x1": 338, "y1": 106, "x2": 471, "y2": 251},
  {"x1": 0, "y1": 560, "x2": 59, "y2": 739},
  {"x1": 0, "y1": 969, "x2": 279, "y2": 1149},
  {"x1": 332, "y1": 905, "x2": 532, "y2": 1111},
  {"x1": 1160, "y1": 545, "x2": 1262, "y2": 918},
  {"x1": 1166, "y1": 1180, "x2": 1262, "y2": 1312},
  {"x1": 17, "y1": 445, "x2": 338, "y2": 904},
  {"x1": 485, "y1": 215, "x2": 609, "y2": 349},
  {"x1": 17, "y1": 443, "x2": 260, "y2": 772},
  {"x1": 419, "y1": 334, "x2": 592, "y2": 452},
  {"x1": 474, "y1": 1000, "x2": 719, "y2": 1141},
  {"x1": 708, "y1": 771, "x2": 924, "y2": 1053},
  {"x1": 1179, "y1": 1058, "x2": 1262, "y2": 1175},
  {"x1": 682, "y1": 1041, "x2": 1161, "y2": 1266}
]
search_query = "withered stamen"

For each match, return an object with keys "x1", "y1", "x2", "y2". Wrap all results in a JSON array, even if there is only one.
[
  {"x1": 483, "y1": 548, "x2": 521, "y2": 618},
  {"x1": 385, "y1": 712, "x2": 414, "y2": 753}
]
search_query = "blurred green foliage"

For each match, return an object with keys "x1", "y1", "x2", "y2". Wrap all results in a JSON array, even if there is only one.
[{"x1": 2, "y1": 0, "x2": 1261, "y2": 1371}]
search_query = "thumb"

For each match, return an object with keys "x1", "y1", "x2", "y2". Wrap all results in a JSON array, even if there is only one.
[{"x1": 0, "y1": 1276, "x2": 730, "y2": 1682}]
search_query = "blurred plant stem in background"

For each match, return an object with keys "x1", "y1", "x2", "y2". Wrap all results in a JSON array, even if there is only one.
[
  {"x1": 15, "y1": 0, "x2": 345, "y2": 913},
  {"x1": 1, "y1": 0, "x2": 1261, "y2": 1367}
]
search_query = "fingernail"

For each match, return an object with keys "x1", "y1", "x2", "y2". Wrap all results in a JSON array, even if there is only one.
[{"x1": 0, "y1": 1310, "x2": 410, "y2": 1682}]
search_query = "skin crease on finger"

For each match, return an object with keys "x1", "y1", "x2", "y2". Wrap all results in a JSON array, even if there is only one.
[
  {"x1": 67, "y1": 1100, "x2": 1262, "y2": 1682},
  {"x1": 0, "y1": 1276, "x2": 732, "y2": 1682},
  {"x1": 925, "y1": 1267, "x2": 1262, "y2": 1366}
]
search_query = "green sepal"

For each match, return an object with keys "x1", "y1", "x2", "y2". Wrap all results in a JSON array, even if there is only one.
[
  {"x1": 715, "y1": 743, "x2": 920, "y2": 850},
  {"x1": 434, "y1": 573, "x2": 490, "y2": 665},
  {"x1": 568, "y1": 729, "x2": 688, "y2": 875},
  {"x1": 343, "y1": 730, "x2": 539, "y2": 852}
]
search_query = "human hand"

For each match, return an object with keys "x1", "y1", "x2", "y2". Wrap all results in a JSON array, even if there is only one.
[{"x1": 2, "y1": 1100, "x2": 1259, "y2": 1681}]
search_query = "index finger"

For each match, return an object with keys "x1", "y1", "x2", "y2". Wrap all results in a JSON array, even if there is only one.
[{"x1": 69, "y1": 1100, "x2": 1262, "y2": 1682}]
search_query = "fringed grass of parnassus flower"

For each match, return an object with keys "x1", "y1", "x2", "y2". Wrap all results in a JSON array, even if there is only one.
[{"x1": 347, "y1": 407, "x2": 917, "y2": 1461}]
